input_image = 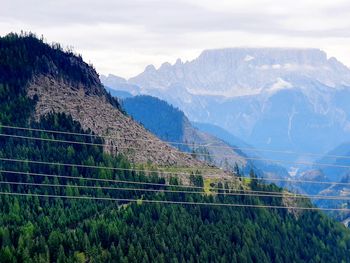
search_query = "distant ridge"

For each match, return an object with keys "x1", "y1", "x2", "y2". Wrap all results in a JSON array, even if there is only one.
[{"x1": 102, "y1": 47, "x2": 350, "y2": 168}]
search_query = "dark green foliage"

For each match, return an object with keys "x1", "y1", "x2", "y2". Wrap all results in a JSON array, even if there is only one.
[
  {"x1": 0, "y1": 32, "x2": 99, "y2": 89},
  {"x1": 1, "y1": 32, "x2": 350, "y2": 262},
  {"x1": 0, "y1": 113, "x2": 350, "y2": 262},
  {"x1": 0, "y1": 112, "x2": 166, "y2": 201},
  {"x1": 190, "y1": 173, "x2": 204, "y2": 187},
  {"x1": 0, "y1": 32, "x2": 123, "y2": 126}
]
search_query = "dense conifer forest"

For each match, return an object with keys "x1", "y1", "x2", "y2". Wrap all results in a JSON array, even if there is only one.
[
  {"x1": 123, "y1": 95, "x2": 186, "y2": 143},
  {"x1": 1, "y1": 33, "x2": 350, "y2": 262}
]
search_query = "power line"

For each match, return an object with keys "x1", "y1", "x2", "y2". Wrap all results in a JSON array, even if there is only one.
[
  {"x1": 0, "y1": 169, "x2": 287, "y2": 195},
  {"x1": 0, "y1": 133, "x2": 107, "y2": 148},
  {"x1": 0, "y1": 133, "x2": 247, "y2": 165},
  {"x1": 2, "y1": 129, "x2": 349, "y2": 213},
  {"x1": 0, "y1": 157, "x2": 209, "y2": 176},
  {"x1": 1, "y1": 180, "x2": 350, "y2": 201},
  {"x1": 0, "y1": 177, "x2": 306, "y2": 199},
  {"x1": 2, "y1": 158, "x2": 350, "y2": 188},
  {"x1": 0, "y1": 169, "x2": 201, "y2": 190},
  {"x1": 1, "y1": 169, "x2": 349, "y2": 199},
  {"x1": 0, "y1": 169, "x2": 262, "y2": 194},
  {"x1": 0, "y1": 133, "x2": 220, "y2": 172},
  {"x1": 0, "y1": 181, "x2": 285, "y2": 198},
  {"x1": 2, "y1": 124, "x2": 349, "y2": 160},
  {"x1": 2, "y1": 132, "x2": 350, "y2": 171},
  {"x1": 1, "y1": 191, "x2": 350, "y2": 212}
]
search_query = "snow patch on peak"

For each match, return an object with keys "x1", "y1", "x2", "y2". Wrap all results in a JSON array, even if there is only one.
[
  {"x1": 244, "y1": 55, "x2": 255, "y2": 62},
  {"x1": 257, "y1": 65, "x2": 270, "y2": 70},
  {"x1": 272, "y1": 64, "x2": 281, "y2": 69},
  {"x1": 269, "y1": 78, "x2": 293, "y2": 93}
]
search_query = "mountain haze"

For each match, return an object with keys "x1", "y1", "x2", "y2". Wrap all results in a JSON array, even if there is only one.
[
  {"x1": 121, "y1": 95, "x2": 292, "y2": 183},
  {"x1": 130, "y1": 48, "x2": 350, "y2": 97},
  {"x1": 122, "y1": 95, "x2": 247, "y2": 169},
  {"x1": 102, "y1": 48, "x2": 350, "y2": 168}
]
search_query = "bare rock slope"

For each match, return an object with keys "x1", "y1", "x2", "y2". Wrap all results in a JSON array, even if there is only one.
[{"x1": 27, "y1": 75, "x2": 204, "y2": 168}]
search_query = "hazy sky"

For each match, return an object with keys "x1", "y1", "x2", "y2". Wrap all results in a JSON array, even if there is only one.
[{"x1": 1, "y1": 0, "x2": 350, "y2": 78}]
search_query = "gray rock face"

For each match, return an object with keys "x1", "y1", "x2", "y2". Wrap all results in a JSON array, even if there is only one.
[
  {"x1": 102, "y1": 48, "x2": 350, "y2": 167},
  {"x1": 129, "y1": 48, "x2": 350, "y2": 97},
  {"x1": 27, "y1": 74, "x2": 206, "y2": 169}
]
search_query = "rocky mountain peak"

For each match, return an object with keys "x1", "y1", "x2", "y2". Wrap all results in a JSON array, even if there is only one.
[
  {"x1": 102, "y1": 47, "x2": 350, "y2": 169},
  {"x1": 128, "y1": 47, "x2": 350, "y2": 98}
]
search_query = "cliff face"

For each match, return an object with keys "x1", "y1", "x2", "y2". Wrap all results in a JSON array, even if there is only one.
[
  {"x1": 27, "y1": 74, "x2": 203, "y2": 167},
  {"x1": 129, "y1": 48, "x2": 350, "y2": 97}
]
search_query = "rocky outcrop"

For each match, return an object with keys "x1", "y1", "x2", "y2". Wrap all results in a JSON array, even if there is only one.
[{"x1": 27, "y1": 75, "x2": 205, "y2": 168}]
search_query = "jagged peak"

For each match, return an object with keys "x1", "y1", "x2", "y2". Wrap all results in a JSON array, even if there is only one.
[
  {"x1": 160, "y1": 62, "x2": 172, "y2": 70},
  {"x1": 197, "y1": 47, "x2": 328, "y2": 64},
  {"x1": 198, "y1": 47, "x2": 324, "y2": 55},
  {"x1": 175, "y1": 58, "x2": 183, "y2": 66},
  {"x1": 101, "y1": 74, "x2": 127, "y2": 83},
  {"x1": 144, "y1": 64, "x2": 156, "y2": 72}
]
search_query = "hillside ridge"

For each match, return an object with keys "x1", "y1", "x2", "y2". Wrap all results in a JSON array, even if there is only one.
[{"x1": 0, "y1": 33, "x2": 207, "y2": 169}]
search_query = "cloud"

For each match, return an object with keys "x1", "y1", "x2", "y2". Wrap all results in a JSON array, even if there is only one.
[
  {"x1": 3, "y1": 0, "x2": 350, "y2": 36},
  {"x1": 1, "y1": 0, "x2": 350, "y2": 77}
]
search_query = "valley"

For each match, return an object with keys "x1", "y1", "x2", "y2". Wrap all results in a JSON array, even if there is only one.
[{"x1": 3, "y1": 0, "x2": 350, "y2": 261}]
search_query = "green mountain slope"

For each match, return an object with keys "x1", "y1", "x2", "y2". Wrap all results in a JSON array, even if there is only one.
[
  {"x1": 123, "y1": 95, "x2": 186, "y2": 144},
  {"x1": 1, "y1": 33, "x2": 350, "y2": 262},
  {"x1": 1, "y1": 32, "x2": 208, "y2": 169},
  {"x1": 1, "y1": 112, "x2": 350, "y2": 262}
]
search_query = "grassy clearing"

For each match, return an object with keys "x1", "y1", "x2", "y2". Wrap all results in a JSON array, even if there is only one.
[
  {"x1": 242, "y1": 177, "x2": 252, "y2": 185},
  {"x1": 134, "y1": 163, "x2": 222, "y2": 175},
  {"x1": 203, "y1": 178, "x2": 212, "y2": 194}
]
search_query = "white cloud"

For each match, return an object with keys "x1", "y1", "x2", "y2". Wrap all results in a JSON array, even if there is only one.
[
  {"x1": 1, "y1": 0, "x2": 350, "y2": 78},
  {"x1": 244, "y1": 55, "x2": 255, "y2": 62},
  {"x1": 269, "y1": 78, "x2": 293, "y2": 93}
]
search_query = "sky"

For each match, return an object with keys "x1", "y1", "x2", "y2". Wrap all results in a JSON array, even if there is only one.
[{"x1": 1, "y1": 0, "x2": 350, "y2": 78}]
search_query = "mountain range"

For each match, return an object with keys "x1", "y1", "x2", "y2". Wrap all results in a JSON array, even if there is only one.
[
  {"x1": 122, "y1": 95, "x2": 247, "y2": 169},
  {"x1": 121, "y1": 94, "x2": 292, "y2": 183},
  {"x1": 101, "y1": 48, "x2": 350, "y2": 171},
  {"x1": 103, "y1": 47, "x2": 350, "y2": 220}
]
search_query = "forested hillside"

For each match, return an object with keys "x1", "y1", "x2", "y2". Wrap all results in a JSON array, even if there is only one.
[
  {"x1": 1, "y1": 113, "x2": 350, "y2": 262},
  {"x1": 123, "y1": 95, "x2": 186, "y2": 144},
  {"x1": 2, "y1": 32, "x2": 204, "y2": 168},
  {"x1": 1, "y1": 33, "x2": 350, "y2": 262}
]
